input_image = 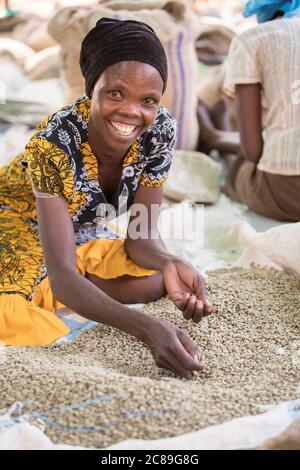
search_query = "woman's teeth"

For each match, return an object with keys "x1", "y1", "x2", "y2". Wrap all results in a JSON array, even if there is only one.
[{"x1": 110, "y1": 121, "x2": 137, "y2": 136}]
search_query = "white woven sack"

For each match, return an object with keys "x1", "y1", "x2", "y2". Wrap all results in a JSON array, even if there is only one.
[{"x1": 164, "y1": 150, "x2": 222, "y2": 203}]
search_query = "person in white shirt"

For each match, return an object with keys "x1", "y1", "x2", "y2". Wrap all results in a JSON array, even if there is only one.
[{"x1": 197, "y1": 0, "x2": 300, "y2": 222}]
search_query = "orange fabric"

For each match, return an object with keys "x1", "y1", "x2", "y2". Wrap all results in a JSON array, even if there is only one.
[
  {"x1": 1, "y1": 239, "x2": 158, "y2": 347},
  {"x1": 76, "y1": 238, "x2": 158, "y2": 279},
  {"x1": 0, "y1": 294, "x2": 69, "y2": 346}
]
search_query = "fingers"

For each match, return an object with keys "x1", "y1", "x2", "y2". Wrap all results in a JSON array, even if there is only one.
[
  {"x1": 171, "y1": 293, "x2": 206, "y2": 323},
  {"x1": 173, "y1": 334, "x2": 204, "y2": 372},
  {"x1": 165, "y1": 260, "x2": 215, "y2": 320},
  {"x1": 193, "y1": 274, "x2": 207, "y2": 301},
  {"x1": 179, "y1": 294, "x2": 205, "y2": 323},
  {"x1": 193, "y1": 275, "x2": 214, "y2": 318},
  {"x1": 177, "y1": 329, "x2": 197, "y2": 359},
  {"x1": 203, "y1": 302, "x2": 214, "y2": 317},
  {"x1": 193, "y1": 300, "x2": 205, "y2": 323},
  {"x1": 203, "y1": 290, "x2": 214, "y2": 317},
  {"x1": 156, "y1": 333, "x2": 204, "y2": 378},
  {"x1": 182, "y1": 294, "x2": 197, "y2": 320},
  {"x1": 157, "y1": 356, "x2": 193, "y2": 379},
  {"x1": 168, "y1": 282, "x2": 214, "y2": 322},
  {"x1": 170, "y1": 292, "x2": 189, "y2": 311},
  {"x1": 152, "y1": 321, "x2": 205, "y2": 378}
]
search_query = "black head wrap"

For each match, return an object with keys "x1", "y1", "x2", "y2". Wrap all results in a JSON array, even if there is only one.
[{"x1": 80, "y1": 17, "x2": 168, "y2": 97}]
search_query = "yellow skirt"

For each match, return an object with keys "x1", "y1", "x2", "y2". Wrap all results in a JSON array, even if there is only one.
[{"x1": 0, "y1": 237, "x2": 157, "y2": 347}]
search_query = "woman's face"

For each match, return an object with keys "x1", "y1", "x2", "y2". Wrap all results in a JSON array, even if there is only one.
[{"x1": 89, "y1": 61, "x2": 164, "y2": 154}]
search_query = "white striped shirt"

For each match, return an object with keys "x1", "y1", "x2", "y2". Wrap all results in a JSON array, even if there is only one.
[{"x1": 224, "y1": 16, "x2": 300, "y2": 175}]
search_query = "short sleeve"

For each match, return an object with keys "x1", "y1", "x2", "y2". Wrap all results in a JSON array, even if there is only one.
[
  {"x1": 26, "y1": 136, "x2": 66, "y2": 198},
  {"x1": 223, "y1": 30, "x2": 263, "y2": 99},
  {"x1": 140, "y1": 111, "x2": 177, "y2": 188}
]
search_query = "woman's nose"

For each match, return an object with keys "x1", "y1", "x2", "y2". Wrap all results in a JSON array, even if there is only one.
[{"x1": 119, "y1": 101, "x2": 141, "y2": 118}]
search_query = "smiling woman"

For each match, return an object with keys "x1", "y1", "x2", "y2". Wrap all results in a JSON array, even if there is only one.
[
  {"x1": 0, "y1": 17, "x2": 213, "y2": 378},
  {"x1": 87, "y1": 60, "x2": 164, "y2": 164}
]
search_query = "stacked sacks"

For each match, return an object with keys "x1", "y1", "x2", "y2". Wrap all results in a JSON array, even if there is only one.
[
  {"x1": 48, "y1": 0, "x2": 202, "y2": 151},
  {"x1": 0, "y1": 38, "x2": 33, "y2": 97},
  {"x1": 195, "y1": 16, "x2": 237, "y2": 62},
  {"x1": 0, "y1": 6, "x2": 59, "y2": 82},
  {"x1": 0, "y1": 38, "x2": 35, "y2": 68},
  {"x1": 24, "y1": 46, "x2": 60, "y2": 81},
  {"x1": 195, "y1": 18, "x2": 238, "y2": 130},
  {"x1": 0, "y1": 35, "x2": 60, "y2": 84},
  {"x1": 8, "y1": 13, "x2": 56, "y2": 53}
]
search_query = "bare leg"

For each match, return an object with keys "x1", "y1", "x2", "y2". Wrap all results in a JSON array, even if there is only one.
[
  {"x1": 197, "y1": 99, "x2": 241, "y2": 155},
  {"x1": 211, "y1": 98, "x2": 242, "y2": 165},
  {"x1": 85, "y1": 271, "x2": 166, "y2": 304},
  {"x1": 211, "y1": 98, "x2": 232, "y2": 131},
  {"x1": 222, "y1": 154, "x2": 245, "y2": 200}
]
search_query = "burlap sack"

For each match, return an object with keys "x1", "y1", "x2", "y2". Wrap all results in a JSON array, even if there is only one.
[
  {"x1": 48, "y1": 1, "x2": 201, "y2": 150},
  {"x1": 195, "y1": 16, "x2": 237, "y2": 56},
  {"x1": 0, "y1": 38, "x2": 35, "y2": 69},
  {"x1": 193, "y1": 0, "x2": 245, "y2": 17},
  {"x1": 12, "y1": 16, "x2": 56, "y2": 52},
  {"x1": 0, "y1": 12, "x2": 27, "y2": 34},
  {"x1": 195, "y1": 17, "x2": 237, "y2": 108},
  {"x1": 163, "y1": 149, "x2": 222, "y2": 203},
  {"x1": 24, "y1": 46, "x2": 60, "y2": 81}
]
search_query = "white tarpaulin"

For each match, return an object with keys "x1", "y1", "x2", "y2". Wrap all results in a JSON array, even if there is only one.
[{"x1": 1, "y1": 399, "x2": 299, "y2": 450}]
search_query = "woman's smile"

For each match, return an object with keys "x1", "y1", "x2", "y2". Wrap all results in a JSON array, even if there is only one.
[{"x1": 107, "y1": 119, "x2": 142, "y2": 139}]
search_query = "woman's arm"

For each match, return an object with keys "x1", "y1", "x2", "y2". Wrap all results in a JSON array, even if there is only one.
[
  {"x1": 36, "y1": 196, "x2": 152, "y2": 339},
  {"x1": 236, "y1": 83, "x2": 264, "y2": 164},
  {"x1": 124, "y1": 185, "x2": 175, "y2": 271},
  {"x1": 37, "y1": 196, "x2": 203, "y2": 377},
  {"x1": 124, "y1": 185, "x2": 213, "y2": 320}
]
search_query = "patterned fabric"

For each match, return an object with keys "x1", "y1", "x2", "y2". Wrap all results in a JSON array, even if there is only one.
[
  {"x1": 0, "y1": 96, "x2": 176, "y2": 301},
  {"x1": 27, "y1": 96, "x2": 176, "y2": 222},
  {"x1": 0, "y1": 209, "x2": 47, "y2": 299},
  {"x1": 223, "y1": 17, "x2": 300, "y2": 175}
]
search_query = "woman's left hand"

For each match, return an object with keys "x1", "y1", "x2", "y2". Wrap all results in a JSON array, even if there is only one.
[{"x1": 163, "y1": 258, "x2": 214, "y2": 323}]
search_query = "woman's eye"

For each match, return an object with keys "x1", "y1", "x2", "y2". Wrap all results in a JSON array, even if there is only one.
[
  {"x1": 110, "y1": 90, "x2": 121, "y2": 98},
  {"x1": 144, "y1": 98, "x2": 156, "y2": 105}
]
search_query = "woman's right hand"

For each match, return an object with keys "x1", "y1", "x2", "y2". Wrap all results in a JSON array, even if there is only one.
[{"x1": 142, "y1": 318, "x2": 204, "y2": 378}]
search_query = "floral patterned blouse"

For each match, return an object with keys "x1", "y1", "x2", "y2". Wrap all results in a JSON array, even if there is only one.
[{"x1": 25, "y1": 95, "x2": 176, "y2": 240}]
